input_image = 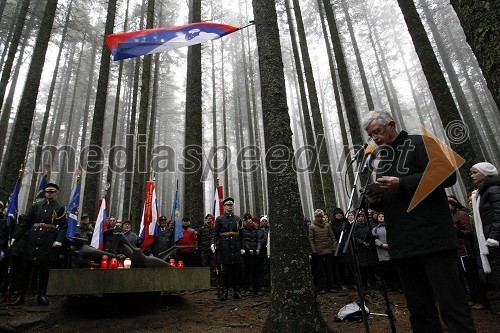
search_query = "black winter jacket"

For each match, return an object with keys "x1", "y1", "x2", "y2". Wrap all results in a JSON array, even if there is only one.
[
  {"x1": 374, "y1": 131, "x2": 458, "y2": 259},
  {"x1": 477, "y1": 175, "x2": 500, "y2": 242}
]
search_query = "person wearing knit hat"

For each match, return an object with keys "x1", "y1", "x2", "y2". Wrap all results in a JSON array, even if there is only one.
[
  {"x1": 470, "y1": 162, "x2": 500, "y2": 301},
  {"x1": 472, "y1": 162, "x2": 498, "y2": 177}
]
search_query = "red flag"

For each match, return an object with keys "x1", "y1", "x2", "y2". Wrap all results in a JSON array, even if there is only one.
[{"x1": 139, "y1": 181, "x2": 158, "y2": 250}]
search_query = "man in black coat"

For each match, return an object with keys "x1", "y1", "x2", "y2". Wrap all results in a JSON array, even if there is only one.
[
  {"x1": 211, "y1": 197, "x2": 243, "y2": 301},
  {"x1": 364, "y1": 110, "x2": 475, "y2": 332},
  {"x1": 10, "y1": 182, "x2": 67, "y2": 306}
]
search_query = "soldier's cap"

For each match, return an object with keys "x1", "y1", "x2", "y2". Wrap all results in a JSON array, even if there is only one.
[
  {"x1": 159, "y1": 215, "x2": 168, "y2": 220},
  {"x1": 243, "y1": 213, "x2": 252, "y2": 220},
  {"x1": 223, "y1": 197, "x2": 234, "y2": 205},
  {"x1": 44, "y1": 182, "x2": 59, "y2": 191},
  {"x1": 81, "y1": 213, "x2": 89, "y2": 219}
]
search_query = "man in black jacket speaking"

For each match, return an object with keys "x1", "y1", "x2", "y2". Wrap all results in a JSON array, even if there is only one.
[{"x1": 363, "y1": 110, "x2": 475, "y2": 333}]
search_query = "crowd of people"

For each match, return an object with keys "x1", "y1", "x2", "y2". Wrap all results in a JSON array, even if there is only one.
[{"x1": 0, "y1": 110, "x2": 499, "y2": 333}]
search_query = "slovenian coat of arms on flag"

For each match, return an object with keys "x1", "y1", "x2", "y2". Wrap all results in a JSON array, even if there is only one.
[{"x1": 106, "y1": 22, "x2": 241, "y2": 61}]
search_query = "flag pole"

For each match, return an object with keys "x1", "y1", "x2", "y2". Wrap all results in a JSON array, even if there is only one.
[{"x1": 239, "y1": 20, "x2": 255, "y2": 30}]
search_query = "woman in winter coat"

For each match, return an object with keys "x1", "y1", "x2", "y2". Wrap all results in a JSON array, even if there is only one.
[
  {"x1": 308, "y1": 209, "x2": 336, "y2": 293},
  {"x1": 470, "y1": 162, "x2": 500, "y2": 301}
]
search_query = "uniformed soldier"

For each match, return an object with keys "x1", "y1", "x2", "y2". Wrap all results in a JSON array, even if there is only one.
[
  {"x1": 211, "y1": 197, "x2": 244, "y2": 301},
  {"x1": 10, "y1": 182, "x2": 67, "y2": 306}
]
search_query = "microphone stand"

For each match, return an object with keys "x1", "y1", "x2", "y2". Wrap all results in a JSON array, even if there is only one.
[
  {"x1": 336, "y1": 149, "x2": 397, "y2": 333},
  {"x1": 335, "y1": 152, "x2": 372, "y2": 333}
]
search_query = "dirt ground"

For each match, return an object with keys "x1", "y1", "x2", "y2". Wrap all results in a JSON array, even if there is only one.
[{"x1": 1, "y1": 287, "x2": 499, "y2": 333}]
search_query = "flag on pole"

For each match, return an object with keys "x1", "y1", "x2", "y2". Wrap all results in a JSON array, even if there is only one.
[
  {"x1": 6, "y1": 180, "x2": 20, "y2": 227},
  {"x1": 139, "y1": 181, "x2": 159, "y2": 250},
  {"x1": 170, "y1": 188, "x2": 183, "y2": 243},
  {"x1": 106, "y1": 22, "x2": 240, "y2": 61},
  {"x1": 90, "y1": 198, "x2": 107, "y2": 250},
  {"x1": 212, "y1": 185, "x2": 223, "y2": 227},
  {"x1": 33, "y1": 173, "x2": 48, "y2": 205},
  {"x1": 66, "y1": 181, "x2": 81, "y2": 240}
]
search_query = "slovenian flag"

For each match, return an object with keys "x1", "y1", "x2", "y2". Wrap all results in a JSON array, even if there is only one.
[
  {"x1": 212, "y1": 185, "x2": 223, "y2": 227},
  {"x1": 106, "y1": 22, "x2": 240, "y2": 61},
  {"x1": 139, "y1": 181, "x2": 159, "y2": 250},
  {"x1": 66, "y1": 180, "x2": 81, "y2": 240},
  {"x1": 90, "y1": 197, "x2": 107, "y2": 250}
]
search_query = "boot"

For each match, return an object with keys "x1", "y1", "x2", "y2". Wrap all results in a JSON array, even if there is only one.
[
  {"x1": 11, "y1": 293, "x2": 25, "y2": 306},
  {"x1": 37, "y1": 292, "x2": 49, "y2": 306},
  {"x1": 219, "y1": 288, "x2": 228, "y2": 301}
]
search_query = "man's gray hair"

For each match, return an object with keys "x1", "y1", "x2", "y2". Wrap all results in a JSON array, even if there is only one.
[
  {"x1": 362, "y1": 110, "x2": 394, "y2": 130},
  {"x1": 314, "y1": 209, "x2": 324, "y2": 217}
]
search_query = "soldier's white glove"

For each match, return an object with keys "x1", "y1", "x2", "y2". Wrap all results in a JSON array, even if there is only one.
[
  {"x1": 211, "y1": 244, "x2": 216, "y2": 253},
  {"x1": 486, "y1": 238, "x2": 499, "y2": 247},
  {"x1": 53, "y1": 241, "x2": 62, "y2": 247},
  {"x1": 8, "y1": 239, "x2": 15, "y2": 247},
  {"x1": 0, "y1": 251, "x2": 4, "y2": 261},
  {"x1": 241, "y1": 249, "x2": 245, "y2": 255}
]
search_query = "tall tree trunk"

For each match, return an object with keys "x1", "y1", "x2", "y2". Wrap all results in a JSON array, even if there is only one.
[
  {"x1": 183, "y1": 0, "x2": 203, "y2": 222},
  {"x1": 0, "y1": 0, "x2": 22, "y2": 70},
  {"x1": 82, "y1": 0, "x2": 116, "y2": 220},
  {"x1": 322, "y1": 0, "x2": 363, "y2": 146},
  {"x1": 340, "y1": 0, "x2": 374, "y2": 111},
  {"x1": 449, "y1": 0, "x2": 499, "y2": 111},
  {"x1": 317, "y1": 0, "x2": 354, "y2": 203},
  {"x1": 108, "y1": 0, "x2": 130, "y2": 214},
  {"x1": 130, "y1": 0, "x2": 155, "y2": 227},
  {"x1": 292, "y1": 0, "x2": 336, "y2": 214},
  {"x1": 0, "y1": 0, "x2": 58, "y2": 198},
  {"x1": 0, "y1": 0, "x2": 31, "y2": 159},
  {"x1": 396, "y1": 0, "x2": 477, "y2": 190},
  {"x1": 252, "y1": 0, "x2": 331, "y2": 331},
  {"x1": 284, "y1": 0, "x2": 324, "y2": 211},
  {"x1": 420, "y1": 0, "x2": 489, "y2": 162}
]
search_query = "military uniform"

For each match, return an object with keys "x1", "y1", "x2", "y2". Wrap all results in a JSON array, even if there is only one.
[
  {"x1": 211, "y1": 211, "x2": 243, "y2": 300},
  {"x1": 11, "y1": 184, "x2": 67, "y2": 306}
]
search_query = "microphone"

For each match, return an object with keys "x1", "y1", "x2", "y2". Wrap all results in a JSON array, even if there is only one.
[
  {"x1": 360, "y1": 145, "x2": 379, "y2": 174},
  {"x1": 348, "y1": 143, "x2": 369, "y2": 165}
]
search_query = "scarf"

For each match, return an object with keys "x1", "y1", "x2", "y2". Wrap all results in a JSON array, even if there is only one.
[{"x1": 471, "y1": 190, "x2": 492, "y2": 274}]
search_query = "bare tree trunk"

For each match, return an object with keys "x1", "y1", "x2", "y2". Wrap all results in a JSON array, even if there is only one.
[
  {"x1": 396, "y1": 0, "x2": 477, "y2": 189},
  {"x1": 292, "y1": 0, "x2": 336, "y2": 213},
  {"x1": 252, "y1": 0, "x2": 332, "y2": 331},
  {"x1": 449, "y1": 0, "x2": 499, "y2": 111},
  {"x1": 82, "y1": 0, "x2": 116, "y2": 220},
  {"x1": 284, "y1": 0, "x2": 324, "y2": 211},
  {"x1": 0, "y1": 0, "x2": 58, "y2": 198},
  {"x1": 322, "y1": 0, "x2": 363, "y2": 146}
]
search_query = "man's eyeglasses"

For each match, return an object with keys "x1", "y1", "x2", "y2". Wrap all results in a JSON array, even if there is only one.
[{"x1": 368, "y1": 124, "x2": 387, "y2": 138}]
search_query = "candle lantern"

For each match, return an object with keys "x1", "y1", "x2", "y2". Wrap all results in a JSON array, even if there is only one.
[
  {"x1": 109, "y1": 258, "x2": 118, "y2": 269},
  {"x1": 177, "y1": 260, "x2": 184, "y2": 268},
  {"x1": 100, "y1": 255, "x2": 109, "y2": 269},
  {"x1": 169, "y1": 259, "x2": 176, "y2": 267},
  {"x1": 124, "y1": 258, "x2": 132, "y2": 269}
]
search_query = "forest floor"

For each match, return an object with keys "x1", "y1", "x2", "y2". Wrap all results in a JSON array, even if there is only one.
[{"x1": 1, "y1": 287, "x2": 499, "y2": 332}]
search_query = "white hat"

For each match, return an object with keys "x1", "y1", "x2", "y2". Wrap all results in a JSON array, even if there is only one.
[
  {"x1": 260, "y1": 215, "x2": 268, "y2": 223},
  {"x1": 472, "y1": 162, "x2": 498, "y2": 176}
]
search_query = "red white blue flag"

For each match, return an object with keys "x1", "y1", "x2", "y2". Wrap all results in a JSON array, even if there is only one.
[
  {"x1": 106, "y1": 22, "x2": 240, "y2": 61},
  {"x1": 212, "y1": 185, "x2": 223, "y2": 227},
  {"x1": 91, "y1": 198, "x2": 107, "y2": 250},
  {"x1": 139, "y1": 181, "x2": 159, "y2": 250}
]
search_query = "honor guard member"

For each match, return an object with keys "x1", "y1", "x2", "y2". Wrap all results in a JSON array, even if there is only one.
[
  {"x1": 10, "y1": 182, "x2": 67, "y2": 306},
  {"x1": 211, "y1": 197, "x2": 244, "y2": 301}
]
